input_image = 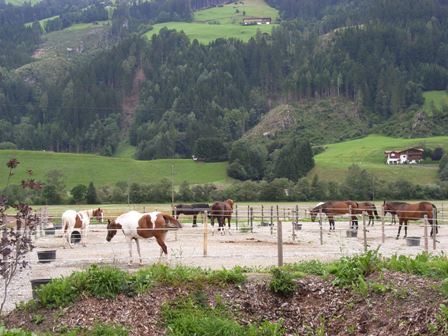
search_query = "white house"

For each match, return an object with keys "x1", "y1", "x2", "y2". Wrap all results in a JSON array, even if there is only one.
[{"x1": 384, "y1": 148, "x2": 424, "y2": 165}]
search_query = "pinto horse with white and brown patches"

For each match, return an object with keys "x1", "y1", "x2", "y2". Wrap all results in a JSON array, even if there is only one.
[
  {"x1": 383, "y1": 201, "x2": 438, "y2": 239},
  {"x1": 106, "y1": 210, "x2": 182, "y2": 265},
  {"x1": 310, "y1": 201, "x2": 359, "y2": 231},
  {"x1": 210, "y1": 199, "x2": 234, "y2": 235},
  {"x1": 62, "y1": 208, "x2": 103, "y2": 248}
]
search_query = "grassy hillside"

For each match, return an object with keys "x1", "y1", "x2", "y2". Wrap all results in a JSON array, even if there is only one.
[
  {"x1": 0, "y1": 150, "x2": 231, "y2": 188},
  {"x1": 146, "y1": 0, "x2": 279, "y2": 44},
  {"x1": 423, "y1": 90, "x2": 448, "y2": 114},
  {"x1": 311, "y1": 134, "x2": 448, "y2": 184}
]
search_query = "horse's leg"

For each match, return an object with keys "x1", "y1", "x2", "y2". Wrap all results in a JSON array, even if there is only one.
[
  {"x1": 192, "y1": 215, "x2": 197, "y2": 228},
  {"x1": 396, "y1": 219, "x2": 402, "y2": 239},
  {"x1": 156, "y1": 234, "x2": 168, "y2": 258},
  {"x1": 404, "y1": 220, "x2": 408, "y2": 239},
  {"x1": 127, "y1": 237, "x2": 133, "y2": 265},
  {"x1": 81, "y1": 224, "x2": 88, "y2": 247},
  {"x1": 227, "y1": 216, "x2": 231, "y2": 235},
  {"x1": 328, "y1": 215, "x2": 333, "y2": 231},
  {"x1": 211, "y1": 216, "x2": 215, "y2": 236},
  {"x1": 135, "y1": 239, "x2": 142, "y2": 265}
]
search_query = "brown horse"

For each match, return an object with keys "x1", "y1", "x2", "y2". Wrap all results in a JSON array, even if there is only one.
[
  {"x1": 172, "y1": 203, "x2": 209, "y2": 227},
  {"x1": 354, "y1": 202, "x2": 380, "y2": 226},
  {"x1": 383, "y1": 201, "x2": 438, "y2": 239},
  {"x1": 310, "y1": 201, "x2": 359, "y2": 231},
  {"x1": 210, "y1": 199, "x2": 234, "y2": 234},
  {"x1": 383, "y1": 201, "x2": 409, "y2": 225}
]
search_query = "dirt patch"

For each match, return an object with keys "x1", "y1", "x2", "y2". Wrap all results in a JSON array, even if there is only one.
[{"x1": 4, "y1": 271, "x2": 445, "y2": 335}]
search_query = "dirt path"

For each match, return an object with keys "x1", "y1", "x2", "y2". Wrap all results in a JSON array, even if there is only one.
[{"x1": 121, "y1": 67, "x2": 145, "y2": 136}]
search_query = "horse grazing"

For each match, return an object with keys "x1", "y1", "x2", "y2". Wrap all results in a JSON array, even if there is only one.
[
  {"x1": 354, "y1": 202, "x2": 380, "y2": 226},
  {"x1": 383, "y1": 201, "x2": 438, "y2": 239},
  {"x1": 210, "y1": 199, "x2": 234, "y2": 234},
  {"x1": 62, "y1": 208, "x2": 103, "y2": 248},
  {"x1": 106, "y1": 210, "x2": 182, "y2": 265},
  {"x1": 173, "y1": 203, "x2": 210, "y2": 227},
  {"x1": 310, "y1": 201, "x2": 359, "y2": 231}
]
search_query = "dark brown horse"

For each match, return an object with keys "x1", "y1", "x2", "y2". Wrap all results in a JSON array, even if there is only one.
[
  {"x1": 210, "y1": 199, "x2": 234, "y2": 234},
  {"x1": 310, "y1": 201, "x2": 359, "y2": 231},
  {"x1": 172, "y1": 203, "x2": 209, "y2": 227},
  {"x1": 383, "y1": 201, "x2": 438, "y2": 239},
  {"x1": 354, "y1": 202, "x2": 380, "y2": 226}
]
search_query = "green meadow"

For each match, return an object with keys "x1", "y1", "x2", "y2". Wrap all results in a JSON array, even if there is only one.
[
  {"x1": 146, "y1": 0, "x2": 279, "y2": 43},
  {"x1": 0, "y1": 150, "x2": 231, "y2": 189},
  {"x1": 423, "y1": 90, "x2": 448, "y2": 114},
  {"x1": 311, "y1": 134, "x2": 448, "y2": 184}
]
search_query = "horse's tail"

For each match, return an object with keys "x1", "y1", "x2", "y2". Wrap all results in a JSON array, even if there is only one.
[{"x1": 162, "y1": 213, "x2": 182, "y2": 229}]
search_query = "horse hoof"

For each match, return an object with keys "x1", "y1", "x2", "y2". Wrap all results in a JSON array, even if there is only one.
[{"x1": 396, "y1": 237, "x2": 399, "y2": 240}]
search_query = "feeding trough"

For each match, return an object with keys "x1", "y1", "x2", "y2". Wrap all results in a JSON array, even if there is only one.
[
  {"x1": 293, "y1": 222, "x2": 302, "y2": 230},
  {"x1": 37, "y1": 250, "x2": 56, "y2": 263},
  {"x1": 406, "y1": 236, "x2": 421, "y2": 246},
  {"x1": 30, "y1": 278, "x2": 52, "y2": 299},
  {"x1": 53, "y1": 223, "x2": 63, "y2": 230},
  {"x1": 44, "y1": 227, "x2": 55, "y2": 236},
  {"x1": 346, "y1": 229, "x2": 358, "y2": 238},
  {"x1": 71, "y1": 230, "x2": 81, "y2": 244}
]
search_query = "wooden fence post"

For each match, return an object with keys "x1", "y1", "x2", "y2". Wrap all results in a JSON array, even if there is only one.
[
  {"x1": 250, "y1": 207, "x2": 254, "y2": 233},
  {"x1": 433, "y1": 207, "x2": 437, "y2": 250},
  {"x1": 235, "y1": 204, "x2": 238, "y2": 230},
  {"x1": 247, "y1": 205, "x2": 250, "y2": 228},
  {"x1": 424, "y1": 214, "x2": 428, "y2": 253},
  {"x1": 261, "y1": 205, "x2": 264, "y2": 226},
  {"x1": 270, "y1": 206, "x2": 273, "y2": 235},
  {"x1": 362, "y1": 211, "x2": 368, "y2": 252},
  {"x1": 277, "y1": 220, "x2": 283, "y2": 267},
  {"x1": 319, "y1": 209, "x2": 323, "y2": 245},
  {"x1": 203, "y1": 211, "x2": 208, "y2": 257},
  {"x1": 381, "y1": 205, "x2": 385, "y2": 244}
]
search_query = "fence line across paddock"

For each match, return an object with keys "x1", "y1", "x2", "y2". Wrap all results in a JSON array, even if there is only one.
[{"x1": 4, "y1": 203, "x2": 447, "y2": 271}]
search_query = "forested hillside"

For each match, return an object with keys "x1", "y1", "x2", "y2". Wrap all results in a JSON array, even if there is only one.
[{"x1": 1, "y1": 0, "x2": 448, "y2": 170}]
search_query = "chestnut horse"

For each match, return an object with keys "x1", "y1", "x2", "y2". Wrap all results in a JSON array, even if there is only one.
[
  {"x1": 106, "y1": 210, "x2": 181, "y2": 265},
  {"x1": 210, "y1": 199, "x2": 234, "y2": 234},
  {"x1": 354, "y1": 202, "x2": 380, "y2": 226},
  {"x1": 62, "y1": 208, "x2": 103, "y2": 248},
  {"x1": 383, "y1": 201, "x2": 438, "y2": 239},
  {"x1": 310, "y1": 201, "x2": 359, "y2": 231},
  {"x1": 383, "y1": 201, "x2": 409, "y2": 225}
]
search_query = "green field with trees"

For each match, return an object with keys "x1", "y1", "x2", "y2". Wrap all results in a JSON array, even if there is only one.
[
  {"x1": 147, "y1": 0, "x2": 279, "y2": 43},
  {"x1": 311, "y1": 135, "x2": 448, "y2": 184},
  {"x1": 0, "y1": 150, "x2": 231, "y2": 189}
]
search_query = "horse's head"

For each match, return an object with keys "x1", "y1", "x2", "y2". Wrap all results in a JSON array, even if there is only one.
[
  {"x1": 225, "y1": 199, "x2": 234, "y2": 209},
  {"x1": 93, "y1": 208, "x2": 104, "y2": 223},
  {"x1": 310, "y1": 208, "x2": 317, "y2": 222},
  {"x1": 383, "y1": 201, "x2": 391, "y2": 214},
  {"x1": 106, "y1": 219, "x2": 122, "y2": 242}
]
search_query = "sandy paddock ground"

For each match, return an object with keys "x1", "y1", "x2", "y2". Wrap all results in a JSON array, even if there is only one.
[{"x1": 2, "y1": 217, "x2": 447, "y2": 314}]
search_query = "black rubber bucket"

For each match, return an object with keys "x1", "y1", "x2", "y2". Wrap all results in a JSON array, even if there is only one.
[
  {"x1": 293, "y1": 223, "x2": 302, "y2": 230},
  {"x1": 44, "y1": 227, "x2": 55, "y2": 236},
  {"x1": 30, "y1": 278, "x2": 52, "y2": 299},
  {"x1": 71, "y1": 230, "x2": 81, "y2": 244},
  {"x1": 406, "y1": 236, "x2": 421, "y2": 246},
  {"x1": 37, "y1": 250, "x2": 56, "y2": 263},
  {"x1": 346, "y1": 229, "x2": 358, "y2": 238}
]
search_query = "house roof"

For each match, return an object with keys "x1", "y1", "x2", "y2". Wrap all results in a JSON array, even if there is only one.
[{"x1": 384, "y1": 147, "x2": 424, "y2": 154}]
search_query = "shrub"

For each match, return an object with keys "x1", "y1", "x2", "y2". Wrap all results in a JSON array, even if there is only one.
[
  {"x1": 85, "y1": 265, "x2": 128, "y2": 298},
  {"x1": 269, "y1": 268, "x2": 297, "y2": 296}
]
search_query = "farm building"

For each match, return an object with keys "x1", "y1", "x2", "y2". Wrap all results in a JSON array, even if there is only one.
[
  {"x1": 384, "y1": 148, "x2": 424, "y2": 164},
  {"x1": 242, "y1": 17, "x2": 272, "y2": 25}
]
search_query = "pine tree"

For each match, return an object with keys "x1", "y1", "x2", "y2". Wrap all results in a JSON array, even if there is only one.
[{"x1": 86, "y1": 182, "x2": 98, "y2": 204}]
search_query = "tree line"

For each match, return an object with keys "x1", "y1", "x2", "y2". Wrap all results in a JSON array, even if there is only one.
[{"x1": 4, "y1": 164, "x2": 448, "y2": 205}]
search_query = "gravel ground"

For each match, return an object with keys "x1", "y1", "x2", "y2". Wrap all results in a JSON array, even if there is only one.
[{"x1": 2, "y1": 219, "x2": 446, "y2": 314}]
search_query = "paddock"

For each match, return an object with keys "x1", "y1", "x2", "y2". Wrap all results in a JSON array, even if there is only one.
[{"x1": 3, "y1": 202, "x2": 448, "y2": 313}]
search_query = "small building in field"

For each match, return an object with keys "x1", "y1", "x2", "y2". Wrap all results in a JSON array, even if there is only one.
[
  {"x1": 242, "y1": 17, "x2": 272, "y2": 25},
  {"x1": 384, "y1": 148, "x2": 424, "y2": 165}
]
